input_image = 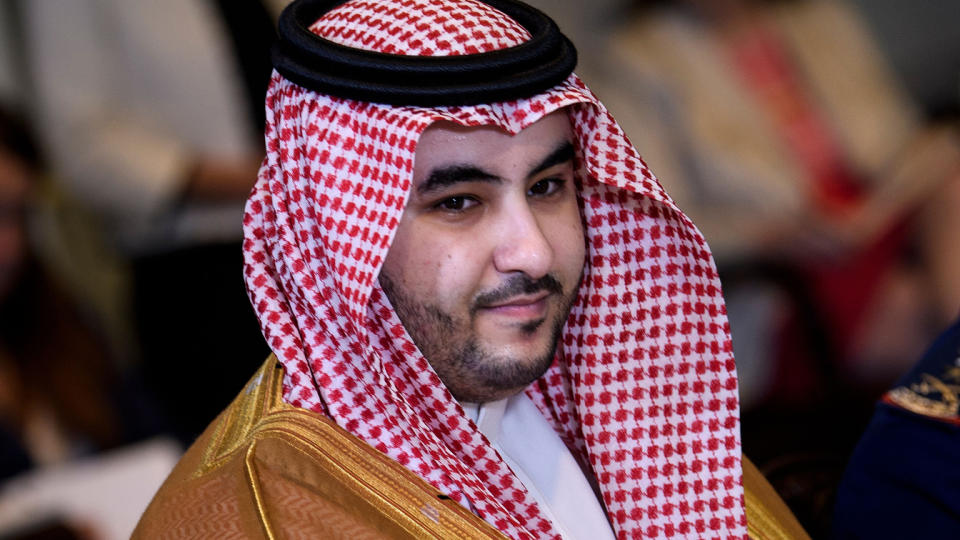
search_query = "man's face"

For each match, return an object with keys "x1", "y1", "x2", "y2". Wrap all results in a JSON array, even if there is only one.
[{"x1": 379, "y1": 110, "x2": 585, "y2": 403}]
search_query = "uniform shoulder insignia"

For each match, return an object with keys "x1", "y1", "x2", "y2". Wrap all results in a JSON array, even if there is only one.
[{"x1": 883, "y1": 319, "x2": 960, "y2": 425}]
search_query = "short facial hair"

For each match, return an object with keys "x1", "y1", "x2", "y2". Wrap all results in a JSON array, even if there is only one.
[{"x1": 379, "y1": 272, "x2": 579, "y2": 402}]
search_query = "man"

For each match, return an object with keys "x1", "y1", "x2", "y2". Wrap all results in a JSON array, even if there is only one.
[{"x1": 135, "y1": 0, "x2": 806, "y2": 537}]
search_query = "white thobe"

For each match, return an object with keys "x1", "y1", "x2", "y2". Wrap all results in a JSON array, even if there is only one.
[{"x1": 462, "y1": 393, "x2": 616, "y2": 540}]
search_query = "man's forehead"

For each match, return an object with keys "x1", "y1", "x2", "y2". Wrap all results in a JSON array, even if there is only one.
[{"x1": 412, "y1": 110, "x2": 574, "y2": 177}]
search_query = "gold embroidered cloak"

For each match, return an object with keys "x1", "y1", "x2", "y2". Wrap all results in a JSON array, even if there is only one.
[{"x1": 133, "y1": 358, "x2": 808, "y2": 539}]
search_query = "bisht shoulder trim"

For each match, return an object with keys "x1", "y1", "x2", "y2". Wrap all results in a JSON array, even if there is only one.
[{"x1": 133, "y1": 356, "x2": 507, "y2": 539}]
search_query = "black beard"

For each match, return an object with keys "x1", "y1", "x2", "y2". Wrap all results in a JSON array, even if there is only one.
[{"x1": 378, "y1": 272, "x2": 579, "y2": 403}]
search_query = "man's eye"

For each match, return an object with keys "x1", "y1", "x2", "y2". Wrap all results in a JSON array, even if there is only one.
[
  {"x1": 528, "y1": 178, "x2": 565, "y2": 196},
  {"x1": 436, "y1": 196, "x2": 477, "y2": 212}
]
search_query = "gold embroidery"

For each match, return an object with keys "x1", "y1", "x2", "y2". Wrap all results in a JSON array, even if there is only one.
[
  {"x1": 188, "y1": 356, "x2": 505, "y2": 539},
  {"x1": 197, "y1": 357, "x2": 289, "y2": 476},
  {"x1": 943, "y1": 364, "x2": 960, "y2": 383},
  {"x1": 245, "y1": 442, "x2": 277, "y2": 540},
  {"x1": 887, "y1": 376, "x2": 960, "y2": 420},
  {"x1": 420, "y1": 504, "x2": 441, "y2": 523}
]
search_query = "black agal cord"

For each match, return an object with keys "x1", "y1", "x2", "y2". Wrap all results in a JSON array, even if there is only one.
[{"x1": 271, "y1": 0, "x2": 577, "y2": 105}]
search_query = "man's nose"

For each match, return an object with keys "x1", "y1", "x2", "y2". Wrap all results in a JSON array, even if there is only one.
[{"x1": 491, "y1": 203, "x2": 553, "y2": 279}]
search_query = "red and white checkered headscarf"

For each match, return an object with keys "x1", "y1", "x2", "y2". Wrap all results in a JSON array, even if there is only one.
[{"x1": 243, "y1": 1, "x2": 746, "y2": 538}]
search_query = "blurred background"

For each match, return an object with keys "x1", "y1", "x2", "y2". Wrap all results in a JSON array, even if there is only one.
[{"x1": 0, "y1": 0, "x2": 957, "y2": 538}]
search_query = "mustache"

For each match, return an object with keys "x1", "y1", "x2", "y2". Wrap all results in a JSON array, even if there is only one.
[{"x1": 472, "y1": 274, "x2": 564, "y2": 310}]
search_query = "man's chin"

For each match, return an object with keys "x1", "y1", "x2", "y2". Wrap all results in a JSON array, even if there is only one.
[
  {"x1": 471, "y1": 308, "x2": 567, "y2": 380},
  {"x1": 435, "y1": 320, "x2": 565, "y2": 403},
  {"x1": 470, "y1": 341, "x2": 557, "y2": 388}
]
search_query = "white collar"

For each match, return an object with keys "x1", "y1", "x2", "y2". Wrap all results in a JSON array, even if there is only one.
[{"x1": 461, "y1": 393, "x2": 615, "y2": 540}]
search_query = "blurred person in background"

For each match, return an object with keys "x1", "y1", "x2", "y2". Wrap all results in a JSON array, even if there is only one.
[
  {"x1": 0, "y1": 105, "x2": 158, "y2": 481},
  {"x1": 17, "y1": 0, "x2": 293, "y2": 442},
  {"x1": 594, "y1": 0, "x2": 960, "y2": 534},
  {"x1": 606, "y1": 0, "x2": 960, "y2": 396}
]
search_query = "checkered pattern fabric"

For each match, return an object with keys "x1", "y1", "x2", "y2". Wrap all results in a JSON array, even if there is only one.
[{"x1": 242, "y1": 0, "x2": 746, "y2": 538}]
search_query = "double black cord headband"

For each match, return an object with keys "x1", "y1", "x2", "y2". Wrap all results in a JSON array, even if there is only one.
[{"x1": 271, "y1": 0, "x2": 577, "y2": 106}]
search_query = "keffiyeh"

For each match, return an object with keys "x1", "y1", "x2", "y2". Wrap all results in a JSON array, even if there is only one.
[{"x1": 242, "y1": 0, "x2": 746, "y2": 537}]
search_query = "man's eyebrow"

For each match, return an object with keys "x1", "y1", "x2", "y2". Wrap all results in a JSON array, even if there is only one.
[
  {"x1": 416, "y1": 140, "x2": 575, "y2": 196},
  {"x1": 528, "y1": 141, "x2": 575, "y2": 177},
  {"x1": 417, "y1": 165, "x2": 500, "y2": 195}
]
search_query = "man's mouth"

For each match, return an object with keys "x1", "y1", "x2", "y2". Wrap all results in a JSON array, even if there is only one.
[
  {"x1": 479, "y1": 292, "x2": 551, "y2": 319},
  {"x1": 472, "y1": 274, "x2": 563, "y2": 312}
]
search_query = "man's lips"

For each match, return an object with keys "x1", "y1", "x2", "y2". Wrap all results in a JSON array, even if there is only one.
[{"x1": 479, "y1": 292, "x2": 551, "y2": 318}]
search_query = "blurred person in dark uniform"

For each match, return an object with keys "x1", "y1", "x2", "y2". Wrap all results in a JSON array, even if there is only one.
[{"x1": 833, "y1": 315, "x2": 960, "y2": 537}]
